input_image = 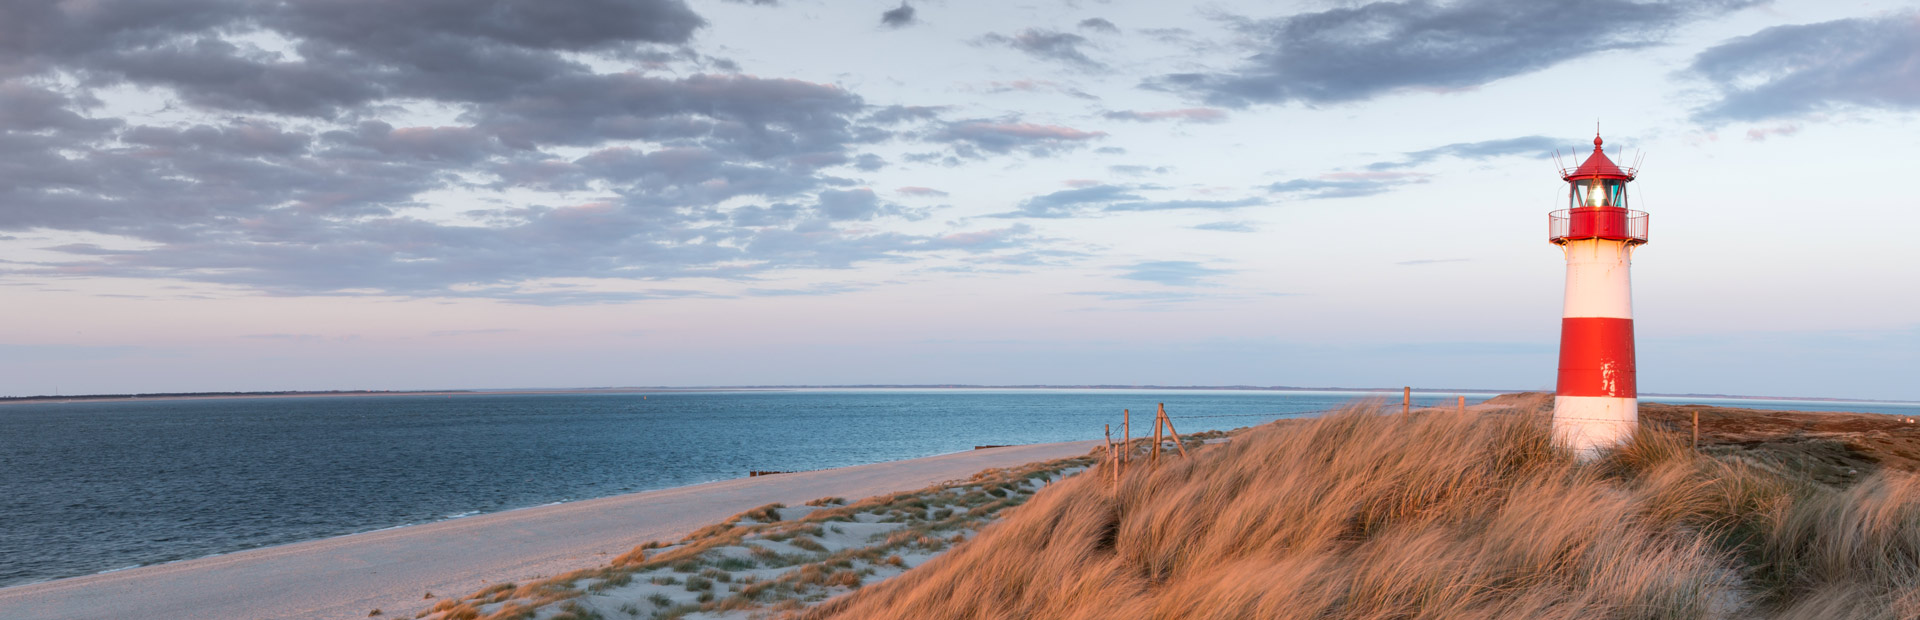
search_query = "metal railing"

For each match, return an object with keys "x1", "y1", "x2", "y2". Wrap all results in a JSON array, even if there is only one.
[{"x1": 1549, "y1": 209, "x2": 1648, "y2": 245}]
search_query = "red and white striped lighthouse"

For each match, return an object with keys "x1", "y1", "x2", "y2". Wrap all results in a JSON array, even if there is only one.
[{"x1": 1548, "y1": 134, "x2": 1648, "y2": 456}]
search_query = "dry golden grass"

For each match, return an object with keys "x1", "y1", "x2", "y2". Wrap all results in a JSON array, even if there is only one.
[{"x1": 810, "y1": 399, "x2": 1920, "y2": 620}]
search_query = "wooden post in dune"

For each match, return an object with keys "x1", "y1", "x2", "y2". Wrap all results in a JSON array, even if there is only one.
[
  {"x1": 1151, "y1": 405, "x2": 1164, "y2": 467},
  {"x1": 1692, "y1": 411, "x2": 1700, "y2": 449},
  {"x1": 1458, "y1": 395, "x2": 1466, "y2": 413},
  {"x1": 1122, "y1": 408, "x2": 1131, "y2": 473},
  {"x1": 1159, "y1": 403, "x2": 1189, "y2": 458},
  {"x1": 1104, "y1": 424, "x2": 1115, "y2": 486},
  {"x1": 1403, "y1": 387, "x2": 1411, "y2": 415}
]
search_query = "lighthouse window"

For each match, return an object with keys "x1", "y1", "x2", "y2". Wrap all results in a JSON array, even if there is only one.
[{"x1": 1570, "y1": 180, "x2": 1627, "y2": 207}]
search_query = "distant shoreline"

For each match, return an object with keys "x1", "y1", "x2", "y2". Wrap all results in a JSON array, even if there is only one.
[{"x1": 4, "y1": 385, "x2": 1915, "y2": 406}]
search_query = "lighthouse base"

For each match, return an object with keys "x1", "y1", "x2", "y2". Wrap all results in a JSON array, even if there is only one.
[{"x1": 1552, "y1": 395, "x2": 1638, "y2": 459}]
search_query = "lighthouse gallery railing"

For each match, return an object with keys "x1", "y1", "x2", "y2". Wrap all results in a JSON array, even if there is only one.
[{"x1": 1549, "y1": 209, "x2": 1647, "y2": 245}]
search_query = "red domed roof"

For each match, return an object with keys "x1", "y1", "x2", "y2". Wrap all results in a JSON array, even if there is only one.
[{"x1": 1563, "y1": 135, "x2": 1634, "y2": 181}]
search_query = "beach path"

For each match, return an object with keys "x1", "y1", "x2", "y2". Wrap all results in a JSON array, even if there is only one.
[{"x1": 0, "y1": 440, "x2": 1101, "y2": 620}]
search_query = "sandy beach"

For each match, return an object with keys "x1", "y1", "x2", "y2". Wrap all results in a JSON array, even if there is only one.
[{"x1": 0, "y1": 440, "x2": 1100, "y2": 620}]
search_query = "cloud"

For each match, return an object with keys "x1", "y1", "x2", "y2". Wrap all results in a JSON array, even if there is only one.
[
  {"x1": 978, "y1": 29, "x2": 1103, "y2": 70},
  {"x1": 1366, "y1": 135, "x2": 1558, "y2": 170},
  {"x1": 994, "y1": 184, "x2": 1265, "y2": 218},
  {"x1": 1150, "y1": 0, "x2": 1758, "y2": 106},
  {"x1": 1116, "y1": 261, "x2": 1234, "y2": 287},
  {"x1": 1005, "y1": 185, "x2": 1142, "y2": 218},
  {"x1": 1267, "y1": 172, "x2": 1429, "y2": 199},
  {"x1": 1109, "y1": 164, "x2": 1170, "y2": 176},
  {"x1": 1101, "y1": 108, "x2": 1228, "y2": 123},
  {"x1": 865, "y1": 105, "x2": 947, "y2": 125},
  {"x1": 880, "y1": 3, "x2": 916, "y2": 28},
  {"x1": 0, "y1": 0, "x2": 1056, "y2": 303},
  {"x1": 1395, "y1": 258, "x2": 1469, "y2": 265},
  {"x1": 1078, "y1": 18, "x2": 1119, "y2": 33},
  {"x1": 2, "y1": 0, "x2": 710, "y2": 117},
  {"x1": 1689, "y1": 13, "x2": 1920, "y2": 122},
  {"x1": 1194, "y1": 221, "x2": 1257, "y2": 233},
  {"x1": 1745, "y1": 124, "x2": 1801, "y2": 142},
  {"x1": 896, "y1": 186, "x2": 949, "y2": 197},
  {"x1": 981, "y1": 80, "x2": 1100, "y2": 100},
  {"x1": 1257, "y1": 135, "x2": 1552, "y2": 202},
  {"x1": 930, "y1": 118, "x2": 1107, "y2": 157}
]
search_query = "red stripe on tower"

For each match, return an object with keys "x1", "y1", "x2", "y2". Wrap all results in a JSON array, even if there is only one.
[{"x1": 1556, "y1": 317, "x2": 1636, "y2": 397}]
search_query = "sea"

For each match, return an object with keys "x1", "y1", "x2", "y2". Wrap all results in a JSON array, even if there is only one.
[{"x1": 2, "y1": 388, "x2": 1916, "y2": 588}]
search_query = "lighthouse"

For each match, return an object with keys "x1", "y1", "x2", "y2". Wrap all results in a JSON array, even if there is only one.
[{"x1": 1549, "y1": 133, "x2": 1647, "y2": 456}]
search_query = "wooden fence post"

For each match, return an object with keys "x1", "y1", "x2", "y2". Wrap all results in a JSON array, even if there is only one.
[
  {"x1": 1458, "y1": 395, "x2": 1466, "y2": 413},
  {"x1": 1104, "y1": 424, "x2": 1115, "y2": 486},
  {"x1": 1161, "y1": 403, "x2": 1189, "y2": 458},
  {"x1": 1692, "y1": 411, "x2": 1700, "y2": 450},
  {"x1": 1153, "y1": 403, "x2": 1166, "y2": 467},
  {"x1": 1403, "y1": 387, "x2": 1411, "y2": 415}
]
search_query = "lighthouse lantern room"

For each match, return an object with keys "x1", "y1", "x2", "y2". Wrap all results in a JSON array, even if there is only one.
[{"x1": 1548, "y1": 134, "x2": 1647, "y2": 457}]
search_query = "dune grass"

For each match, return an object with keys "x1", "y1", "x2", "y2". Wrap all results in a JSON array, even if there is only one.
[
  {"x1": 810, "y1": 398, "x2": 1920, "y2": 620},
  {"x1": 412, "y1": 452, "x2": 1096, "y2": 620}
]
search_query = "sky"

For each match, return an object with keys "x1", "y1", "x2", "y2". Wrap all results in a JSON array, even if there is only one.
[{"x1": 2, "y1": 0, "x2": 1917, "y2": 400}]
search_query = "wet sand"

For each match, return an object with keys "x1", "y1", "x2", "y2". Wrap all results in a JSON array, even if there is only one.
[{"x1": 0, "y1": 440, "x2": 1101, "y2": 620}]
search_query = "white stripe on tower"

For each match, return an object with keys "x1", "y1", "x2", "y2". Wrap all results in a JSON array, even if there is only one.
[{"x1": 1554, "y1": 238, "x2": 1638, "y2": 457}]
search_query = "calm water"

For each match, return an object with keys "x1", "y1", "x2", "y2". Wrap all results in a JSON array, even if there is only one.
[{"x1": 1, "y1": 389, "x2": 1914, "y2": 588}]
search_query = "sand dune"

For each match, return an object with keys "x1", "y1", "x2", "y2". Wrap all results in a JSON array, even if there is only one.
[{"x1": 0, "y1": 440, "x2": 1100, "y2": 620}]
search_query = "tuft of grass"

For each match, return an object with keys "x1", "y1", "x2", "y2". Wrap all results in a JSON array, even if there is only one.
[{"x1": 712, "y1": 556, "x2": 754, "y2": 571}]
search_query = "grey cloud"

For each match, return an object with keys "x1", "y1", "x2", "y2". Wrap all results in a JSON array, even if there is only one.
[
  {"x1": 994, "y1": 184, "x2": 1264, "y2": 218},
  {"x1": 0, "y1": 0, "x2": 1070, "y2": 303},
  {"x1": 896, "y1": 186, "x2": 949, "y2": 197},
  {"x1": 1108, "y1": 164, "x2": 1168, "y2": 176},
  {"x1": 865, "y1": 105, "x2": 947, "y2": 125},
  {"x1": 1367, "y1": 135, "x2": 1557, "y2": 170},
  {"x1": 978, "y1": 29, "x2": 1103, "y2": 70},
  {"x1": 881, "y1": 3, "x2": 916, "y2": 28},
  {"x1": 1689, "y1": 14, "x2": 1920, "y2": 122},
  {"x1": 1004, "y1": 185, "x2": 1142, "y2": 218},
  {"x1": 1117, "y1": 261, "x2": 1234, "y2": 287},
  {"x1": 22, "y1": 0, "x2": 709, "y2": 118},
  {"x1": 931, "y1": 118, "x2": 1106, "y2": 157},
  {"x1": 1267, "y1": 172, "x2": 1428, "y2": 199},
  {"x1": 0, "y1": 83, "x2": 117, "y2": 134},
  {"x1": 816, "y1": 188, "x2": 893, "y2": 220},
  {"x1": 1151, "y1": 0, "x2": 1757, "y2": 106},
  {"x1": 1078, "y1": 18, "x2": 1118, "y2": 33}
]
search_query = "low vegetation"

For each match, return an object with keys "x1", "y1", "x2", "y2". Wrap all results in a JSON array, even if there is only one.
[
  {"x1": 812, "y1": 396, "x2": 1920, "y2": 619},
  {"x1": 412, "y1": 452, "x2": 1099, "y2": 619}
]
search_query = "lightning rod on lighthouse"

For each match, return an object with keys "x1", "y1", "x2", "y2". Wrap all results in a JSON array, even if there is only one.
[{"x1": 1548, "y1": 133, "x2": 1648, "y2": 457}]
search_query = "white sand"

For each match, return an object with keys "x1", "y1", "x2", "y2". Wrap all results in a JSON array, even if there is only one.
[{"x1": 0, "y1": 440, "x2": 1100, "y2": 620}]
